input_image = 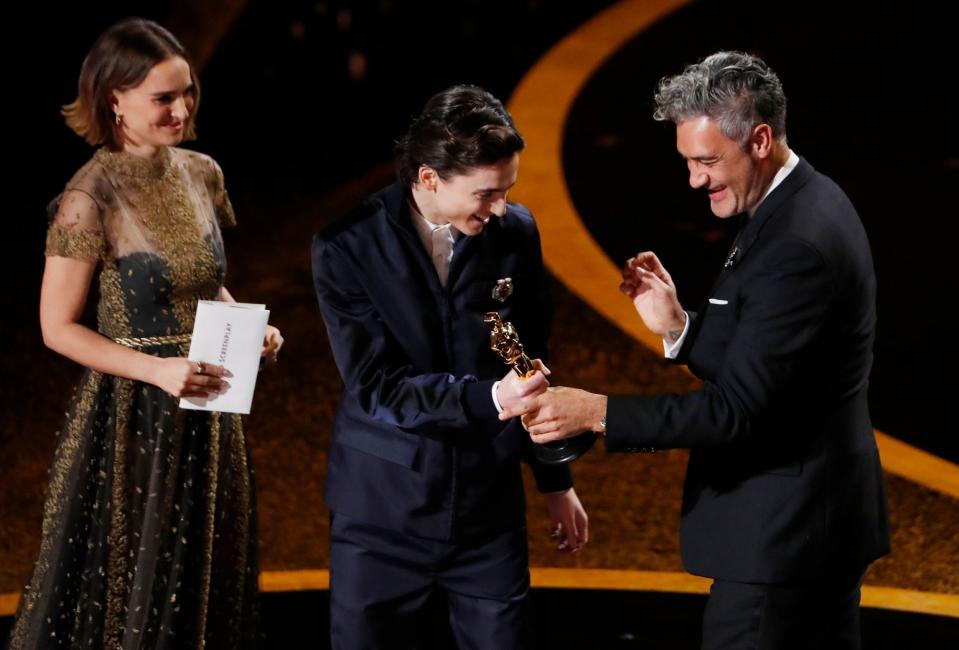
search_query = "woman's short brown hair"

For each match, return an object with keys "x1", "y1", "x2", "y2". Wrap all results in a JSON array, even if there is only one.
[{"x1": 63, "y1": 18, "x2": 200, "y2": 150}]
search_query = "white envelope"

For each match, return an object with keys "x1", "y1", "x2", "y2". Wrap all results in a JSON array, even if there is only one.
[{"x1": 179, "y1": 300, "x2": 270, "y2": 414}]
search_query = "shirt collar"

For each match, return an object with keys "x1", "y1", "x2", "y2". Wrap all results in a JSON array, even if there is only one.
[
  {"x1": 749, "y1": 149, "x2": 799, "y2": 217},
  {"x1": 409, "y1": 201, "x2": 460, "y2": 253}
]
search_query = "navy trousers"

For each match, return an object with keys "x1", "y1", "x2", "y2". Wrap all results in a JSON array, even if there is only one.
[{"x1": 330, "y1": 513, "x2": 531, "y2": 650}]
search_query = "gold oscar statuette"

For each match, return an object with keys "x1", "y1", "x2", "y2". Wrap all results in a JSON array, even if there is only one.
[
  {"x1": 483, "y1": 311, "x2": 595, "y2": 465},
  {"x1": 484, "y1": 312, "x2": 535, "y2": 378}
]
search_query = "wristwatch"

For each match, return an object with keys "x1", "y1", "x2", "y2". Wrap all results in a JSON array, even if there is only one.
[{"x1": 598, "y1": 415, "x2": 607, "y2": 435}]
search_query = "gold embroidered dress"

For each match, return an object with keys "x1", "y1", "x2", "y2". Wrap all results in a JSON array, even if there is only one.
[{"x1": 10, "y1": 147, "x2": 259, "y2": 649}]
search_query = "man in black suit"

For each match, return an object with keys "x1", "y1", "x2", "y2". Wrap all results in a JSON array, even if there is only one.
[
  {"x1": 312, "y1": 85, "x2": 587, "y2": 649},
  {"x1": 501, "y1": 52, "x2": 890, "y2": 649}
]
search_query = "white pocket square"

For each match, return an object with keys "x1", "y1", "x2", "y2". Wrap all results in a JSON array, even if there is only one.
[{"x1": 708, "y1": 298, "x2": 729, "y2": 305}]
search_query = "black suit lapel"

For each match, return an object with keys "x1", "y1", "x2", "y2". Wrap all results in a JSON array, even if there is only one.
[
  {"x1": 708, "y1": 158, "x2": 816, "y2": 294},
  {"x1": 701, "y1": 213, "x2": 748, "y2": 299},
  {"x1": 735, "y1": 158, "x2": 815, "y2": 265}
]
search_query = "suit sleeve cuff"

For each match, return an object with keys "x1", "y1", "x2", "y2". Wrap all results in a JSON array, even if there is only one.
[
  {"x1": 603, "y1": 395, "x2": 657, "y2": 453},
  {"x1": 530, "y1": 462, "x2": 574, "y2": 493},
  {"x1": 462, "y1": 379, "x2": 500, "y2": 420}
]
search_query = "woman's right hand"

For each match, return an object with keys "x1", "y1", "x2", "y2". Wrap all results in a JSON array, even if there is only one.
[{"x1": 149, "y1": 357, "x2": 231, "y2": 398}]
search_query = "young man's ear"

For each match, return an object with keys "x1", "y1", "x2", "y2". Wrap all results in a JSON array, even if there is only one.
[{"x1": 418, "y1": 165, "x2": 439, "y2": 191}]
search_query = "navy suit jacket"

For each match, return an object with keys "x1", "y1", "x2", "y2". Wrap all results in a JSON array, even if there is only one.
[
  {"x1": 312, "y1": 183, "x2": 572, "y2": 542},
  {"x1": 606, "y1": 159, "x2": 890, "y2": 583}
]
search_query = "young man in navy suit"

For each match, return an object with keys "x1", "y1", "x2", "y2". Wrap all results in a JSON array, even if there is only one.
[
  {"x1": 312, "y1": 85, "x2": 588, "y2": 649},
  {"x1": 501, "y1": 52, "x2": 890, "y2": 649}
]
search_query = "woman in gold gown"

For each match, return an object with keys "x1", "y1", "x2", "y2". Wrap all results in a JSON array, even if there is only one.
[{"x1": 8, "y1": 18, "x2": 281, "y2": 649}]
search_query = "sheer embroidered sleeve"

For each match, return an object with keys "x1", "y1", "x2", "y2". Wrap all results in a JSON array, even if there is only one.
[
  {"x1": 45, "y1": 187, "x2": 105, "y2": 262},
  {"x1": 209, "y1": 157, "x2": 235, "y2": 228}
]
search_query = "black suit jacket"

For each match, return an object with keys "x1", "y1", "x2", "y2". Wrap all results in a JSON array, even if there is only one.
[
  {"x1": 312, "y1": 183, "x2": 572, "y2": 542},
  {"x1": 606, "y1": 159, "x2": 890, "y2": 583}
]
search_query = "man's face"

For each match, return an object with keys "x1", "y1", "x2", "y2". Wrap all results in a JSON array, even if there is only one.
[
  {"x1": 676, "y1": 116, "x2": 768, "y2": 218},
  {"x1": 430, "y1": 153, "x2": 520, "y2": 236}
]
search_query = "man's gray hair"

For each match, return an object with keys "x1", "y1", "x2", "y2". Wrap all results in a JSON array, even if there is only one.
[{"x1": 653, "y1": 51, "x2": 787, "y2": 147}]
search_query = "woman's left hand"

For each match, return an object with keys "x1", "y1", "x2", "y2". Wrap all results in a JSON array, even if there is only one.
[{"x1": 262, "y1": 325, "x2": 284, "y2": 362}]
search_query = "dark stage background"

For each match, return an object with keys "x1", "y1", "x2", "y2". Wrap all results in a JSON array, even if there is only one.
[
  {"x1": 3, "y1": 0, "x2": 954, "y2": 461},
  {"x1": 2, "y1": 0, "x2": 957, "y2": 646}
]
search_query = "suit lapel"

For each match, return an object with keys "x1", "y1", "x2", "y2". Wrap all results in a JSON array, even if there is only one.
[
  {"x1": 735, "y1": 159, "x2": 815, "y2": 264},
  {"x1": 448, "y1": 231, "x2": 479, "y2": 288},
  {"x1": 378, "y1": 185, "x2": 453, "y2": 367},
  {"x1": 709, "y1": 158, "x2": 816, "y2": 293},
  {"x1": 383, "y1": 184, "x2": 450, "y2": 295}
]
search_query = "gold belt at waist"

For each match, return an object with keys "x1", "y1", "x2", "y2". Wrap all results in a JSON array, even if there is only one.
[{"x1": 113, "y1": 333, "x2": 192, "y2": 349}]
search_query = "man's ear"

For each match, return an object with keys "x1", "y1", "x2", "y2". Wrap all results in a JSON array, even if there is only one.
[{"x1": 750, "y1": 123, "x2": 774, "y2": 159}]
